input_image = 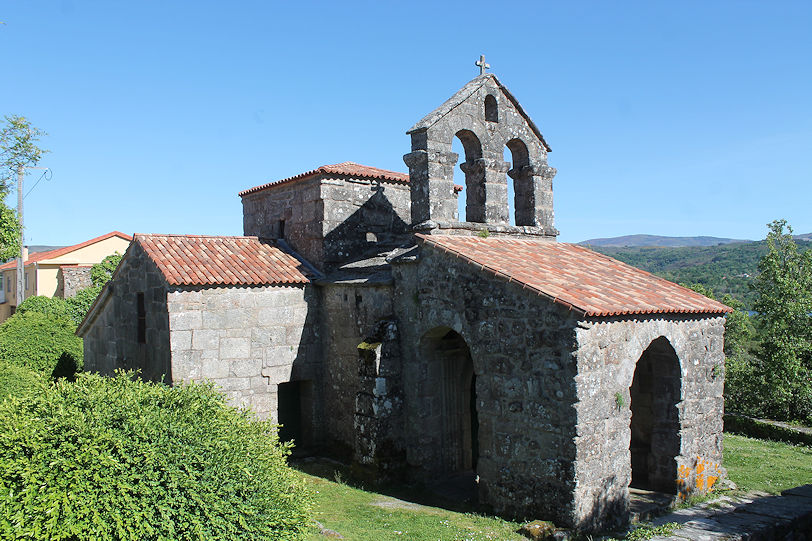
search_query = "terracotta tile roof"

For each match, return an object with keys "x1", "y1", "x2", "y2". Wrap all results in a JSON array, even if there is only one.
[
  {"x1": 238, "y1": 161, "x2": 463, "y2": 196},
  {"x1": 0, "y1": 231, "x2": 132, "y2": 271},
  {"x1": 239, "y1": 162, "x2": 409, "y2": 196},
  {"x1": 417, "y1": 235, "x2": 732, "y2": 317},
  {"x1": 135, "y1": 234, "x2": 313, "y2": 286}
]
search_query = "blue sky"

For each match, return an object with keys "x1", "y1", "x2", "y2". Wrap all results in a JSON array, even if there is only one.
[{"x1": 1, "y1": 1, "x2": 810, "y2": 245}]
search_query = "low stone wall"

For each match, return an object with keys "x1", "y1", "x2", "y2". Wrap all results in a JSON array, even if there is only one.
[{"x1": 60, "y1": 266, "x2": 92, "y2": 298}]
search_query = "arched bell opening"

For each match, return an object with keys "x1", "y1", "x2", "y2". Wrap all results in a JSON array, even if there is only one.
[
  {"x1": 629, "y1": 336, "x2": 682, "y2": 493},
  {"x1": 505, "y1": 138, "x2": 533, "y2": 227},
  {"x1": 453, "y1": 130, "x2": 485, "y2": 224}
]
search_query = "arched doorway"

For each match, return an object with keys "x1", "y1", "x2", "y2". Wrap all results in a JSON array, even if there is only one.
[
  {"x1": 420, "y1": 327, "x2": 479, "y2": 474},
  {"x1": 629, "y1": 337, "x2": 681, "y2": 493}
]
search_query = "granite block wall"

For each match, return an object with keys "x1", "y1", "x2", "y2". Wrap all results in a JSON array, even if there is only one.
[
  {"x1": 391, "y1": 242, "x2": 582, "y2": 525},
  {"x1": 320, "y1": 179, "x2": 411, "y2": 270},
  {"x1": 242, "y1": 175, "x2": 411, "y2": 272},
  {"x1": 319, "y1": 283, "x2": 403, "y2": 464},
  {"x1": 166, "y1": 284, "x2": 321, "y2": 422},
  {"x1": 572, "y1": 315, "x2": 727, "y2": 530},
  {"x1": 242, "y1": 177, "x2": 323, "y2": 265},
  {"x1": 81, "y1": 244, "x2": 170, "y2": 382}
]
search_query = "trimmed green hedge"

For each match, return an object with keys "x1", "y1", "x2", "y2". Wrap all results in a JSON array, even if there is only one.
[
  {"x1": 0, "y1": 362, "x2": 42, "y2": 400},
  {"x1": 0, "y1": 373, "x2": 312, "y2": 540},
  {"x1": 0, "y1": 311, "x2": 83, "y2": 378},
  {"x1": 724, "y1": 413, "x2": 812, "y2": 447}
]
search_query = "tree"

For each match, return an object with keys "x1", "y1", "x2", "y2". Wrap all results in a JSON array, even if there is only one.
[
  {"x1": 750, "y1": 219, "x2": 812, "y2": 422},
  {"x1": 0, "y1": 115, "x2": 48, "y2": 190},
  {"x1": 0, "y1": 115, "x2": 48, "y2": 260}
]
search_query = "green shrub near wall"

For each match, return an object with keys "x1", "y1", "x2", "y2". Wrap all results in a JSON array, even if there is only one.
[
  {"x1": 0, "y1": 311, "x2": 83, "y2": 378},
  {"x1": 0, "y1": 362, "x2": 42, "y2": 400},
  {"x1": 724, "y1": 413, "x2": 812, "y2": 447},
  {"x1": 0, "y1": 373, "x2": 312, "y2": 540}
]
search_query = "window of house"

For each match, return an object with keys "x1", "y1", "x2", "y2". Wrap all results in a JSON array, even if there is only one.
[
  {"x1": 137, "y1": 292, "x2": 146, "y2": 344},
  {"x1": 24, "y1": 273, "x2": 29, "y2": 291}
]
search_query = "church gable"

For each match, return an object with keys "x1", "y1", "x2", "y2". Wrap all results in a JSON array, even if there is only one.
[{"x1": 404, "y1": 73, "x2": 557, "y2": 233}]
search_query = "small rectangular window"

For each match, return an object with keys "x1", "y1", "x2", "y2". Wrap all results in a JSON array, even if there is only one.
[
  {"x1": 137, "y1": 292, "x2": 146, "y2": 344},
  {"x1": 279, "y1": 219, "x2": 286, "y2": 239},
  {"x1": 6, "y1": 276, "x2": 10, "y2": 292},
  {"x1": 24, "y1": 273, "x2": 29, "y2": 291}
]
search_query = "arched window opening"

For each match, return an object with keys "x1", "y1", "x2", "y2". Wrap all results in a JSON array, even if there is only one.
[
  {"x1": 484, "y1": 95, "x2": 498, "y2": 122},
  {"x1": 455, "y1": 130, "x2": 485, "y2": 223},
  {"x1": 505, "y1": 138, "x2": 532, "y2": 226}
]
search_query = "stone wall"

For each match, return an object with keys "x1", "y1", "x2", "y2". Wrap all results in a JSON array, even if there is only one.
[
  {"x1": 242, "y1": 175, "x2": 411, "y2": 272},
  {"x1": 59, "y1": 266, "x2": 92, "y2": 298},
  {"x1": 391, "y1": 243, "x2": 582, "y2": 524},
  {"x1": 320, "y1": 178, "x2": 411, "y2": 270},
  {"x1": 242, "y1": 177, "x2": 323, "y2": 265},
  {"x1": 81, "y1": 243, "x2": 170, "y2": 381},
  {"x1": 320, "y1": 283, "x2": 403, "y2": 467},
  {"x1": 572, "y1": 315, "x2": 727, "y2": 530},
  {"x1": 166, "y1": 284, "x2": 321, "y2": 423}
]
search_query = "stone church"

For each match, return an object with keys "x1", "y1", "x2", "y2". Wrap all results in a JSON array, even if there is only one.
[{"x1": 79, "y1": 71, "x2": 731, "y2": 530}]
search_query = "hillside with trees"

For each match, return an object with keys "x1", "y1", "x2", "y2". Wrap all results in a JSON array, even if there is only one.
[{"x1": 587, "y1": 239, "x2": 812, "y2": 310}]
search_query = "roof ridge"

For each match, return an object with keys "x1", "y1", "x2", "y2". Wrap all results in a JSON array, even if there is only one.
[
  {"x1": 134, "y1": 233, "x2": 260, "y2": 240},
  {"x1": 238, "y1": 161, "x2": 410, "y2": 197},
  {"x1": 0, "y1": 231, "x2": 132, "y2": 271}
]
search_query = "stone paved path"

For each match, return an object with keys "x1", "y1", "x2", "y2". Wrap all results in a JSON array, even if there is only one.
[{"x1": 646, "y1": 485, "x2": 812, "y2": 541}]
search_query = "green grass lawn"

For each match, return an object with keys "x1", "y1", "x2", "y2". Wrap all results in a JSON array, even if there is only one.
[
  {"x1": 298, "y1": 465, "x2": 525, "y2": 541},
  {"x1": 297, "y1": 435, "x2": 811, "y2": 540},
  {"x1": 723, "y1": 433, "x2": 812, "y2": 493}
]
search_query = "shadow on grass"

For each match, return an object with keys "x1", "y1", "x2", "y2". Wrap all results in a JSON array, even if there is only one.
[{"x1": 291, "y1": 456, "x2": 485, "y2": 516}]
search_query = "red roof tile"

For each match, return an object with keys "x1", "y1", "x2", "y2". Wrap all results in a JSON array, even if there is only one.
[
  {"x1": 135, "y1": 234, "x2": 313, "y2": 286},
  {"x1": 0, "y1": 231, "x2": 132, "y2": 271},
  {"x1": 417, "y1": 235, "x2": 732, "y2": 317},
  {"x1": 238, "y1": 161, "x2": 464, "y2": 196}
]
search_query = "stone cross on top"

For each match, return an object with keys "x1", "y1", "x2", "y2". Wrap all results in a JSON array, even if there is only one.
[{"x1": 475, "y1": 54, "x2": 490, "y2": 75}]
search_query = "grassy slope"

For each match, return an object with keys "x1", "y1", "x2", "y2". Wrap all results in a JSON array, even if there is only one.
[
  {"x1": 301, "y1": 472, "x2": 524, "y2": 541},
  {"x1": 300, "y1": 435, "x2": 812, "y2": 539},
  {"x1": 724, "y1": 433, "x2": 812, "y2": 493}
]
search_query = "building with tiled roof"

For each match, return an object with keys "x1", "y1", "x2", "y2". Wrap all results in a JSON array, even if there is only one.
[
  {"x1": 79, "y1": 71, "x2": 730, "y2": 532},
  {"x1": 0, "y1": 231, "x2": 132, "y2": 322}
]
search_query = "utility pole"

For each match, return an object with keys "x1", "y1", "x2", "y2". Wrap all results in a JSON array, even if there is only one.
[{"x1": 16, "y1": 164, "x2": 24, "y2": 306}]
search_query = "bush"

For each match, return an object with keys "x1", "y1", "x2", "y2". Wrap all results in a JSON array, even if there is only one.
[
  {"x1": 0, "y1": 311, "x2": 83, "y2": 378},
  {"x1": 0, "y1": 361, "x2": 42, "y2": 400},
  {"x1": 17, "y1": 295, "x2": 70, "y2": 319},
  {"x1": 0, "y1": 373, "x2": 312, "y2": 540},
  {"x1": 65, "y1": 285, "x2": 101, "y2": 325}
]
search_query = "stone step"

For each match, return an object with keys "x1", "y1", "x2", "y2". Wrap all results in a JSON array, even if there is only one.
[{"x1": 644, "y1": 485, "x2": 812, "y2": 541}]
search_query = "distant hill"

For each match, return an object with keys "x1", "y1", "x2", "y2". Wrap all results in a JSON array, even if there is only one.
[
  {"x1": 579, "y1": 234, "x2": 751, "y2": 248},
  {"x1": 28, "y1": 245, "x2": 66, "y2": 253},
  {"x1": 588, "y1": 239, "x2": 812, "y2": 310},
  {"x1": 580, "y1": 233, "x2": 812, "y2": 247}
]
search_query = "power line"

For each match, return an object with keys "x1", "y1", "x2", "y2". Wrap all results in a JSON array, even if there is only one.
[{"x1": 23, "y1": 168, "x2": 51, "y2": 199}]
